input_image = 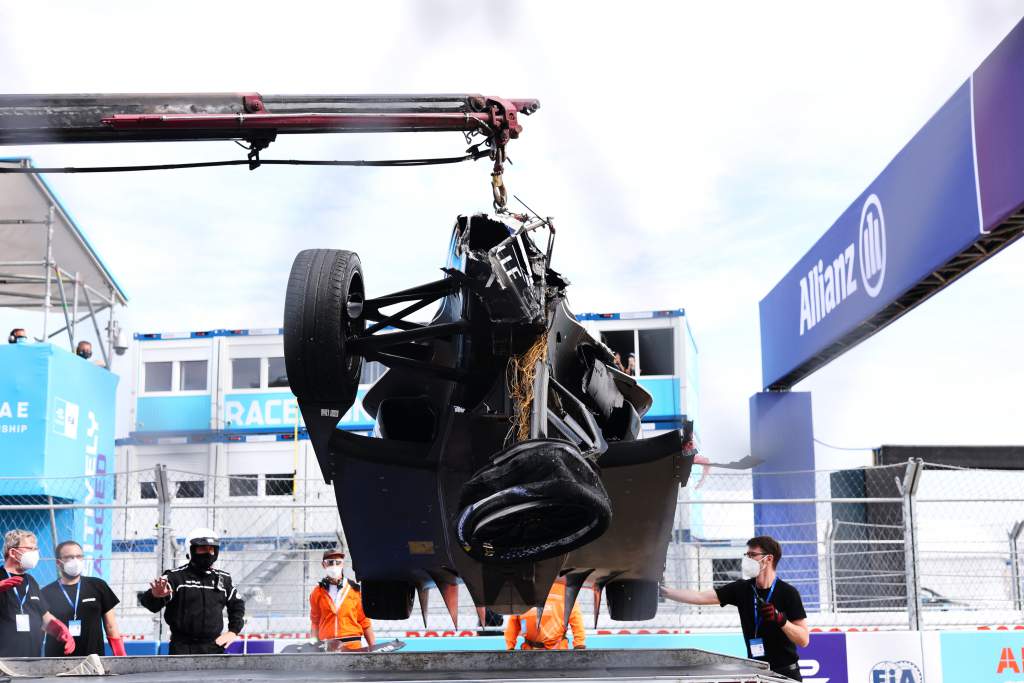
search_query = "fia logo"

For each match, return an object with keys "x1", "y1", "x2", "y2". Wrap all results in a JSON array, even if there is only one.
[
  {"x1": 858, "y1": 193, "x2": 887, "y2": 298},
  {"x1": 869, "y1": 660, "x2": 922, "y2": 683}
]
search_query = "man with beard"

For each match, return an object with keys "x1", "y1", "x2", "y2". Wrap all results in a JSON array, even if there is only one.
[
  {"x1": 41, "y1": 540, "x2": 126, "y2": 657},
  {"x1": 139, "y1": 528, "x2": 245, "y2": 655}
]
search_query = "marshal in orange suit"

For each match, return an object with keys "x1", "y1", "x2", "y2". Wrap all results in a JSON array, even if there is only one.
[
  {"x1": 309, "y1": 548, "x2": 375, "y2": 651},
  {"x1": 504, "y1": 578, "x2": 586, "y2": 650}
]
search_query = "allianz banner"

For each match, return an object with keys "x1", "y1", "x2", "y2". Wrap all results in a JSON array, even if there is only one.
[
  {"x1": 222, "y1": 389, "x2": 373, "y2": 431},
  {"x1": 758, "y1": 79, "x2": 980, "y2": 389},
  {"x1": 760, "y1": 17, "x2": 1024, "y2": 389}
]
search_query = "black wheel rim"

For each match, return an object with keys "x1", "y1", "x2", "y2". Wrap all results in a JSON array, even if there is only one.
[{"x1": 344, "y1": 273, "x2": 365, "y2": 377}]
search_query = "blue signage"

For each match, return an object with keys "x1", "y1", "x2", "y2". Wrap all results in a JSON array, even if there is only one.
[
  {"x1": 136, "y1": 395, "x2": 210, "y2": 432},
  {"x1": 223, "y1": 389, "x2": 373, "y2": 431},
  {"x1": 941, "y1": 631, "x2": 1024, "y2": 682},
  {"x1": 799, "y1": 632, "x2": 848, "y2": 683},
  {"x1": 750, "y1": 392, "x2": 818, "y2": 611},
  {"x1": 0, "y1": 343, "x2": 117, "y2": 581},
  {"x1": 759, "y1": 80, "x2": 981, "y2": 388},
  {"x1": 760, "y1": 17, "x2": 1024, "y2": 389},
  {"x1": 637, "y1": 377, "x2": 681, "y2": 421}
]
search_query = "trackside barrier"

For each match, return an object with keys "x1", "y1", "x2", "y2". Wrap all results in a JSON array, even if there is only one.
[{"x1": 3, "y1": 462, "x2": 1022, "y2": 638}]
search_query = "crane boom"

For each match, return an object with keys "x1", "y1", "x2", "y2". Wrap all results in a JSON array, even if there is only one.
[
  {"x1": 0, "y1": 93, "x2": 539, "y2": 207},
  {"x1": 0, "y1": 93, "x2": 539, "y2": 145}
]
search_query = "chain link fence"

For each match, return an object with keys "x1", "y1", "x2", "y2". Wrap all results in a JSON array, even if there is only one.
[{"x1": 1, "y1": 460, "x2": 1022, "y2": 639}]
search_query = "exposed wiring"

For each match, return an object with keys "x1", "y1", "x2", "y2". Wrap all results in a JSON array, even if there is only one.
[
  {"x1": 506, "y1": 334, "x2": 548, "y2": 444},
  {"x1": 813, "y1": 438, "x2": 876, "y2": 452},
  {"x1": 0, "y1": 149, "x2": 491, "y2": 174}
]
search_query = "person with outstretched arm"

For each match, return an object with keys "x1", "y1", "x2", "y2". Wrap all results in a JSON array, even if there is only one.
[
  {"x1": 661, "y1": 535, "x2": 809, "y2": 680},
  {"x1": 138, "y1": 528, "x2": 244, "y2": 655}
]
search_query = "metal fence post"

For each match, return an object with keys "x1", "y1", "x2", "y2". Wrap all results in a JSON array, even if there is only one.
[
  {"x1": 901, "y1": 459, "x2": 923, "y2": 630},
  {"x1": 824, "y1": 520, "x2": 837, "y2": 614},
  {"x1": 153, "y1": 464, "x2": 172, "y2": 650},
  {"x1": 1010, "y1": 520, "x2": 1024, "y2": 613}
]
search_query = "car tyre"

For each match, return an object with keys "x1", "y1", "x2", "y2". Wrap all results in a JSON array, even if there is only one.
[
  {"x1": 361, "y1": 580, "x2": 415, "y2": 620},
  {"x1": 283, "y1": 249, "x2": 365, "y2": 408},
  {"x1": 605, "y1": 579, "x2": 659, "y2": 621}
]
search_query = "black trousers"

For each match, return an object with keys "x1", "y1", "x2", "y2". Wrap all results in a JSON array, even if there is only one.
[
  {"x1": 168, "y1": 641, "x2": 225, "y2": 655},
  {"x1": 772, "y1": 663, "x2": 802, "y2": 681}
]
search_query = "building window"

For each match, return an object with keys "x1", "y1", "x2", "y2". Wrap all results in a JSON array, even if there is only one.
[
  {"x1": 229, "y1": 474, "x2": 259, "y2": 497},
  {"x1": 265, "y1": 472, "x2": 294, "y2": 497},
  {"x1": 140, "y1": 481, "x2": 158, "y2": 499},
  {"x1": 638, "y1": 329, "x2": 674, "y2": 375},
  {"x1": 144, "y1": 362, "x2": 173, "y2": 392},
  {"x1": 600, "y1": 331, "x2": 636, "y2": 375},
  {"x1": 180, "y1": 360, "x2": 208, "y2": 391},
  {"x1": 175, "y1": 480, "x2": 205, "y2": 499},
  {"x1": 267, "y1": 357, "x2": 289, "y2": 388},
  {"x1": 232, "y1": 358, "x2": 261, "y2": 389}
]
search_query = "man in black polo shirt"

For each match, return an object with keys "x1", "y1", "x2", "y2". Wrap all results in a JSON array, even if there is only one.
[
  {"x1": 661, "y1": 535, "x2": 809, "y2": 680},
  {"x1": 41, "y1": 540, "x2": 126, "y2": 657},
  {"x1": 0, "y1": 529, "x2": 76, "y2": 657}
]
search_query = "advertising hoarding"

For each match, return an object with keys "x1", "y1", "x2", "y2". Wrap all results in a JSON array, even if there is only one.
[
  {"x1": 759, "y1": 82, "x2": 980, "y2": 389},
  {"x1": 0, "y1": 344, "x2": 117, "y2": 581}
]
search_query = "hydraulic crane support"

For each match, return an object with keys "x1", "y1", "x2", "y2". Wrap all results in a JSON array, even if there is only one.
[
  {"x1": 0, "y1": 93, "x2": 539, "y2": 146},
  {"x1": 0, "y1": 93, "x2": 539, "y2": 207}
]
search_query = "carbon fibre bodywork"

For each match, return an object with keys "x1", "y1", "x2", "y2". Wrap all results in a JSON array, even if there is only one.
[{"x1": 288, "y1": 213, "x2": 694, "y2": 622}]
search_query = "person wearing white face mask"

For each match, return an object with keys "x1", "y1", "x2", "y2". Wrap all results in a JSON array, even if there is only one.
[
  {"x1": 0, "y1": 529, "x2": 76, "y2": 657},
  {"x1": 660, "y1": 535, "x2": 810, "y2": 680},
  {"x1": 308, "y1": 548, "x2": 374, "y2": 651},
  {"x1": 41, "y1": 540, "x2": 126, "y2": 657}
]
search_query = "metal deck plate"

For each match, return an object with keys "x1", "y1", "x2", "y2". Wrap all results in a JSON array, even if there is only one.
[{"x1": 0, "y1": 649, "x2": 790, "y2": 682}]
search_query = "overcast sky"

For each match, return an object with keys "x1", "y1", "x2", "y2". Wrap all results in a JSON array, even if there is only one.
[{"x1": 1, "y1": 1, "x2": 1022, "y2": 465}]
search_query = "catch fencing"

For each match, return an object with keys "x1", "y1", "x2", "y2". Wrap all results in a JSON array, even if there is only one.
[{"x1": 0, "y1": 460, "x2": 1021, "y2": 639}]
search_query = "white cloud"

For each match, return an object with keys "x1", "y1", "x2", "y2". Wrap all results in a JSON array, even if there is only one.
[{"x1": 1, "y1": 1, "x2": 1023, "y2": 462}]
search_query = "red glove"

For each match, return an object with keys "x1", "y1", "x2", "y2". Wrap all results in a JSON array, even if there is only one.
[
  {"x1": 45, "y1": 618, "x2": 76, "y2": 655},
  {"x1": 760, "y1": 602, "x2": 788, "y2": 627},
  {"x1": 0, "y1": 576, "x2": 24, "y2": 593},
  {"x1": 108, "y1": 636, "x2": 127, "y2": 657}
]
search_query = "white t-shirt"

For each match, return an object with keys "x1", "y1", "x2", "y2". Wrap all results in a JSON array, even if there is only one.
[{"x1": 327, "y1": 582, "x2": 349, "y2": 610}]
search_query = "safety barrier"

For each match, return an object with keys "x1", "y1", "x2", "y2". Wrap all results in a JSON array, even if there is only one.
[{"x1": 1, "y1": 461, "x2": 1022, "y2": 640}]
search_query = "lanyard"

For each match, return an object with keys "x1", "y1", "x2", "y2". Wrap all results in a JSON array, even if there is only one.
[
  {"x1": 12, "y1": 584, "x2": 29, "y2": 614},
  {"x1": 751, "y1": 577, "x2": 778, "y2": 637},
  {"x1": 58, "y1": 582, "x2": 81, "y2": 620}
]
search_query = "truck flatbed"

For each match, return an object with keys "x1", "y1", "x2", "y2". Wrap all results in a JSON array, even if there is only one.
[{"x1": 0, "y1": 649, "x2": 789, "y2": 682}]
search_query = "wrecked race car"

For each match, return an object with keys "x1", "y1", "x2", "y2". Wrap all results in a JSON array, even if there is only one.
[{"x1": 284, "y1": 212, "x2": 695, "y2": 625}]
